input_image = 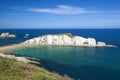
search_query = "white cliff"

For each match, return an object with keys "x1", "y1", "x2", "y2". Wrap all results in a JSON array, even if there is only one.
[{"x1": 24, "y1": 33, "x2": 116, "y2": 47}]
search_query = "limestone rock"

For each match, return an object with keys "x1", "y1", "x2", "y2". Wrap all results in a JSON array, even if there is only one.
[
  {"x1": 0, "y1": 32, "x2": 17, "y2": 38},
  {"x1": 97, "y1": 42, "x2": 106, "y2": 47},
  {"x1": 24, "y1": 33, "x2": 116, "y2": 47},
  {"x1": 25, "y1": 33, "x2": 97, "y2": 47}
]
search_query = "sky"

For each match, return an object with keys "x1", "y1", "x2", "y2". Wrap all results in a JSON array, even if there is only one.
[{"x1": 0, "y1": 0, "x2": 120, "y2": 29}]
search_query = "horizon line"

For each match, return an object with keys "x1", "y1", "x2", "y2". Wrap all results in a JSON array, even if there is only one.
[{"x1": 0, "y1": 28, "x2": 120, "y2": 29}]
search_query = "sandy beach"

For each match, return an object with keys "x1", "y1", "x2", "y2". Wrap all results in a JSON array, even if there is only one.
[
  {"x1": 0, "y1": 43, "x2": 40, "y2": 64},
  {"x1": 0, "y1": 42, "x2": 28, "y2": 52}
]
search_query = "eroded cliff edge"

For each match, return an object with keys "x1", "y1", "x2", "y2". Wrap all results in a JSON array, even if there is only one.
[{"x1": 24, "y1": 33, "x2": 116, "y2": 48}]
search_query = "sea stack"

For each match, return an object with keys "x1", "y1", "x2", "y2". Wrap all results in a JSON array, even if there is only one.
[
  {"x1": 0, "y1": 32, "x2": 17, "y2": 38},
  {"x1": 24, "y1": 33, "x2": 116, "y2": 48}
]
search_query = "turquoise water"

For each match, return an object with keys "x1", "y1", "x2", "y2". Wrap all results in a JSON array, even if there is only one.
[
  {"x1": 6, "y1": 46, "x2": 120, "y2": 80},
  {"x1": 1, "y1": 29, "x2": 120, "y2": 80}
]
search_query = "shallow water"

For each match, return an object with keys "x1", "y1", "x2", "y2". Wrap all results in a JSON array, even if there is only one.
[{"x1": 5, "y1": 46, "x2": 120, "y2": 80}]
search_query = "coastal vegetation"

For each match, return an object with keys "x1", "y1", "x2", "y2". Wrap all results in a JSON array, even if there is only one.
[
  {"x1": 63, "y1": 33, "x2": 74, "y2": 38},
  {"x1": 0, "y1": 56, "x2": 72, "y2": 80}
]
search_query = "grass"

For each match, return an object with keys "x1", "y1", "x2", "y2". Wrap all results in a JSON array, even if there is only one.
[
  {"x1": 0, "y1": 56, "x2": 72, "y2": 80},
  {"x1": 64, "y1": 33, "x2": 74, "y2": 38}
]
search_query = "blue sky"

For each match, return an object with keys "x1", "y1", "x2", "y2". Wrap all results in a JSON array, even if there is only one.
[{"x1": 0, "y1": 0, "x2": 120, "y2": 29}]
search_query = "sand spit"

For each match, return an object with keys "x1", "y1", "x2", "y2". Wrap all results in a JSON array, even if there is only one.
[{"x1": 0, "y1": 42, "x2": 32, "y2": 52}]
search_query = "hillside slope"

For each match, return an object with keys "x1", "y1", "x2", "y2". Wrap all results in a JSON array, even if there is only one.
[{"x1": 0, "y1": 57, "x2": 72, "y2": 80}]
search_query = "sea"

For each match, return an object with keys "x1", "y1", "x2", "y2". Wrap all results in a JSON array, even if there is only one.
[{"x1": 0, "y1": 29, "x2": 120, "y2": 80}]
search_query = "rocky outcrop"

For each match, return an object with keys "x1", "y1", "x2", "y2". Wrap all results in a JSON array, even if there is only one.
[
  {"x1": 24, "y1": 34, "x2": 30, "y2": 38},
  {"x1": 0, "y1": 32, "x2": 17, "y2": 38},
  {"x1": 0, "y1": 53, "x2": 30, "y2": 63},
  {"x1": 24, "y1": 33, "x2": 116, "y2": 47},
  {"x1": 0, "y1": 53, "x2": 40, "y2": 64},
  {"x1": 97, "y1": 42, "x2": 106, "y2": 47}
]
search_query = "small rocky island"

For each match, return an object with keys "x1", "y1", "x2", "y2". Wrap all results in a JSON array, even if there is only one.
[
  {"x1": 0, "y1": 32, "x2": 17, "y2": 38},
  {"x1": 25, "y1": 33, "x2": 116, "y2": 47},
  {"x1": 24, "y1": 34, "x2": 30, "y2": 38}
]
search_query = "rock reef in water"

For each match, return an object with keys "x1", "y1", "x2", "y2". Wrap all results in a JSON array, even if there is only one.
[
  {"x1": 0, "y1": 32, "x2": 17, "y2": 38},
  {"x1": 24, "y1": 33, "x2": 116, "y2": 48}
]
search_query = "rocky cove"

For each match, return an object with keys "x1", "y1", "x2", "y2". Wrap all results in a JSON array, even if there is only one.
[
  {"x1": 0, "y1": 30, "x2": 119, "y2": 80},
  {"x1": 0, "y1": 33, "x2": 116, "y2": 68}
]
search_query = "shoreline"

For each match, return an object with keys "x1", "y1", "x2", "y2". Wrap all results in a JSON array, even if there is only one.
[
  {"x1": 0, "y1": 42, "x2": 30, "y2": 52},
  {"x1": 0, "y1": 52, "x2": 40, "y2": 64},
  {"x1": 0, "y1": 42, "x2": 117, "y2": 63},
  {"x1": 0, "y1": 43, "x2": 40, "y2": 64},
  {"x1": 0, "y1": 42, "x2": 117, "y2": 53}
]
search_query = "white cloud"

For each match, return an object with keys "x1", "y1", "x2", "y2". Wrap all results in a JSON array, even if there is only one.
[{"x1": 27, "y1": 5, "x2": 97, "y2": 14}]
